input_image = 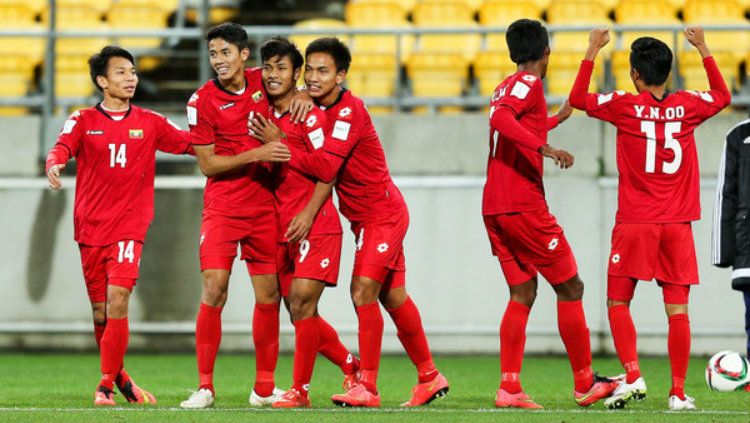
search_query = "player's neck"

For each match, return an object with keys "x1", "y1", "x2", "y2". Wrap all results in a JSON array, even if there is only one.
[
  {"x1": 219, "y1": 70, "x2": 246, "y2": 93},
  {"x1": 101, "y1": 96, "x2": 130, "y2": 111},
  {"x1": 639, "y1": 85, "x2": 667, "y2": 100},
  {"x1": 318, "y1": 86, "x2": 342, "y2": 108},
  {"x1": 516, "y1": 62, "x2": 543, "y2": 78},
  {"x1": 271, "y1": 91, "x2": 294, "y2": 115}
]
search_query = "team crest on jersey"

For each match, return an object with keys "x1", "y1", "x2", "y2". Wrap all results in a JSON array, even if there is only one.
[
  {"x1": 252, "y1": 90, "x2": 264, "y2": 102},
  {"x1": 129, "y1": 129, "x2": 144, "y2": 139},
  {"x1": 338, "y1": 107, "x2": 352, "y2": 117},
  {"x1": 305, "y1": 114, "x2": 317, "y2": 128}
]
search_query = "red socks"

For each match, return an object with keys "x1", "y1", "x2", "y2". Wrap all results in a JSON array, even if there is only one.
[
  {"x1": 356, "y1": 302, "x2": 384, "y2": 393},
  {"x1": 668, "y1": 313, "x2": 691, "y2": 399},
  {"x1": 318, "y1": 317, "x2": 357, "y2": 375},
  {"x1": 291, "y1": 317, "x2": 320, "y2": 398},
  {"x1": 99, "y1": 317, "x2": 129, "y2": 390},
  {"x1": 386, "y1": 296, "x2": 437, "y2": 383},
  {"x1": 253, "y1": 302, "x2": 280, "y2": 397},
  {"x1": 196, "y1": 303, "x2": 222, "y2": 393},
  {"x1": 499, "y1": 301, "x2": 530, "y2": 394},
  {"x1": 557, "y1": 300, "x2": 593, "y2": 393},
  {"x1": 608, "y1": 304, "x2": 641, "y2": 384}
]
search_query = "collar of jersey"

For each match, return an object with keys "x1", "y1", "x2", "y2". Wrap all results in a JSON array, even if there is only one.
[
  {"x1": 319, "y1": 87, "x2": 347, "y2": 111},
  {"x1": 213, "y1": 76, "x2": 249, "y2": 96},
  {"x1": 96, "y1": 103, "x2": 132, "y2": 121}
]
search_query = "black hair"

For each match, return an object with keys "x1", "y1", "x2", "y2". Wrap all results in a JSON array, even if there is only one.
[
  {"x1": 630, "y1": 37, "x2": 673, "y2": 86},
  {"x1": 505, "y1": 19, "x2": 549, "y2": 65},
  {"x1": 206, "y1": 22, "x2": 248, "y2": 52},
  {"x1": 260, "y1": 36, "x2": 303, "y2": 70},
  {"x1": 305, "y1": 37, "x2": 351, "y2": 72},
  {"x1": 88, "y1": 45, "x2": 135, "y2": 92}
]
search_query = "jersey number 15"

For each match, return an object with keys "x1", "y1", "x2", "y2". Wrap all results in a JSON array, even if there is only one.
[{"x1": 641, "y1": 121, "x2": 682, "y2": 174}]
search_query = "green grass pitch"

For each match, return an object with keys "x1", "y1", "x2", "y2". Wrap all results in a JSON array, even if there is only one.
[{"x1": 0, "y1": 353, "x2": 748, "y2": 422}]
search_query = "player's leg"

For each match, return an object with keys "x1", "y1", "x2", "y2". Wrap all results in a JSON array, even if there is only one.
[
  {"x1": 248, "y1": 272, "x2": 282, "y2": 404},
  {"x1": 380, "y1": 280, "x2": 449, "y2": 407},
  {"x1": 273, "y1": 277, "x2": 326, "y2": 408},
  {"x1": 603, "y1": 276, "x2": 646, "y2": 409},
  {"x1": 661, "y1": 283, "x2": 694, "y2": 410},
  {"x1": 745, "y1": 289, "x2": 750, "y2": 358},
  {"x1": 96, "y1": 283, "x2": 132, "y2": 404}
]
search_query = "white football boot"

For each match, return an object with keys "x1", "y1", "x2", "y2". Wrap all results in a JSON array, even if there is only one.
[
  {"x1": 180, "y1": 388, "x2": 215, "y2": 409},
  {"x1": 668, "y1": 394, "x2": 696, "y2": 411},
  {"x1": 248, "y1": 387, "x2": 286, "y2": 406},
  {"x1": 604, "y1": 376, "x2": 647, "y2": 409}
]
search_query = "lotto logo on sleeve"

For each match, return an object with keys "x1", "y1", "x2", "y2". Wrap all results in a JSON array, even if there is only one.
[{"x1": 305, "y1": 114, "x2": 317, "y2": 128}]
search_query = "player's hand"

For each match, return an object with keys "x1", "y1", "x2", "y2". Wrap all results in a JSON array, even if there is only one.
[
  {"x1": 557, "y1": 99, "x2": 573, "y2": 124},
  {"x1": 254, "y1": 141, "x2": 291, "y2": 162},
  {"x1": 684, "y1": 26, "x2": 705, "y2": 47},
  {"x1": 47, "y1": 164, "x2": 65, "y2": 190},
  {"x1": 539, "y1": 144, "x2": 574, "y2": 169},
  {"x1": 286, "y1": 209, "x2": 314, "y2": 243},
  {"x1": 588, "y1": 28, "x2": 610, "y2": 50},
  {"x1": 290, "y1": 89, "x2": 314, "y2": 124},
  {"x1": 249, "y1": 114, "x2": 285, "y2": 144}
]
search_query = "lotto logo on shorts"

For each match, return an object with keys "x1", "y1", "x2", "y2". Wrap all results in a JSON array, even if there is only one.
[
  {"x1": 548, "y1": 238, "x2": 559, "y2": 250},
  {"x1": 200, "y1": 233, "x2": 206, "y2": 245},
  {"x1": 611, "y1": 253, "x2": 621, "y2": 264},
  {"x1": 377, "y1": 243, "x2": 389, "y2": 253},
  {"x1": 320, "y1": 258, "x2": 330, "y2": 268}
]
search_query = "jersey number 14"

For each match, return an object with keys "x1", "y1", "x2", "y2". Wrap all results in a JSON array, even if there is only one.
[{"x1": 108, "y1": 144, "x2": 127, "y2": 168}]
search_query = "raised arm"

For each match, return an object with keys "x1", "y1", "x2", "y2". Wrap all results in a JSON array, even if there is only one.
[
  {"x1": 570, "y1": 28, "x2": 610, "y2": 110},
  {"x1": 685, "y1": 26, "x2": 731, "y2": 109}
]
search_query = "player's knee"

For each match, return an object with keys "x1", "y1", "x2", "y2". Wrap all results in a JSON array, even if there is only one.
[
  {"x1": 106, "y1": 290, "x2": 130, "y2": 318},
  {"x1": 509, "y1": 281, "x2": 537, "y2": 307},
  {"x1": 351, "y1": 278, "x2": 380, "y2": 306},
  {"x1": 554, "y1": 275, "x2": 584, "y2": 301},
  {"x1": 289, "y1": 296, "x2": 316, "y2": 321},
  {"x1": 91, "y1": 303, "x2": 106, "y2": 325}
]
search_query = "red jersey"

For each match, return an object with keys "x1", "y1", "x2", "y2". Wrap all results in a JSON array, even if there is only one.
[
  {"x1": 187, "y1": 67, "x2": 275, "y2": 216},
  {"x1": 289, "y1": 89, "x2": 405, "y2": 222},
  {"x1": 569, "y1": 57, "x2": 731, "y2": 223},
  {"x1": 271, "y1": 107, "x2": 342, "y2": 240},
  {"x1": 45, "y1": 104, "x2": 191, "y2": 246},
  {"x1": 482, "y1": 71, "x2": 561, "y2": 216}
]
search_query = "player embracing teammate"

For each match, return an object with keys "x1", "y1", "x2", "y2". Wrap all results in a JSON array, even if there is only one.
[{"x1": 569, "y1": 27, "x2": 730, "y2": 410}]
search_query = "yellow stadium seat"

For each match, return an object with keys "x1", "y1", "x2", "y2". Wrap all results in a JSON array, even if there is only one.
[
  {"x1": 345, "y1": 0, "x2": 409, "y2": 25},
  {"x1": 422, "y1": 0, "x2": 483, "y2": 11},
  {"x1": 682, "y1": 0, "x2": 749, "y2": 60},
  {"x1": 474, "y1": 51, "x2": 518, "y2": 96},
  {"x1": 0, "y1": 0, "x2": 38, "y2": 24},
  {"x1": 546, "y1": 51, "x2": 604, "y2": 95},
  {"x1": 184, "y1": 5, "x2": 239, "y2": 24},
  {"x1": 678, "y1": 50, "x2": 738, "y2": 91},
  {"x1": 347, "y1": 53, "x2": 398, "y2": 100},
  {"x1": 290, "y1": 19, "x2": 350, "y2": 59},
  {"x1": 412, "y1": 0, "x2": 481, "y2": 62},
  {"x1": 479, "y1": 0, "x2": 543, "y2": 51},
  {"x1": 345, "y1": 1, "x2": 414, "y2": 63},
  {"x1": 55, "y1": 54, "x2": 96, "y2": 98},
  {"x1": 614, "y1": 0, "x2": 681, "y2": 53},
  {"x1": 407, "y1": 52, "x2": 469, "y2": 111},
  {"x1": 106, "y1": 0, "x2": 177, "y2": 50},
  {"x1": 547, "y1": 0, "x2": 613, "y2": 53}
]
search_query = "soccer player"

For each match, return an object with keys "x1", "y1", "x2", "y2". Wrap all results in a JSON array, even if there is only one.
[
  {"x1": 569, "y1": 27, "x2": 731, "y2": 410},
  {"x1": 179, "y1": 23, "x2": 313, "y2": 409},
  {"x1": 482, "y1": 19, "x2": 619, "y2": 409},
  {"x1": 251, "y1": 37, "x2": 449, "y2": 407},
  {"x1": 249, "y1": 36, "x2": 359, "y2": 408},
  {"x1": 713, "y1": 118, "x2": 750, "y2": 369},
  {"x1": 45, "y1": 46, "x2": 193, "y2": 406}
]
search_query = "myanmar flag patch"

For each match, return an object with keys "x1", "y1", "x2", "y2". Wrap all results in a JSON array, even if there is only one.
[
  {"x1": 129, "y1": 129, "x2": 144, "y2": 139},
  {"x1": 252, "y1": 90, "x2": 263, "y2": 102}
]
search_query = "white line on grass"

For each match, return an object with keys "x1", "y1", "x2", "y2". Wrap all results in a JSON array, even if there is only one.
[{"x1": 0, "y1": 407, "x2": 746, "y2": 415}]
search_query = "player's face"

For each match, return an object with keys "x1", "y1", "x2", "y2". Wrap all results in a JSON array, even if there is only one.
[
  {"x1": 262, "y1": 55, "x2": 300, "y2": 98},
  {"x1": 97, "y1": 56, "x2": 137, "y2": 100},
  {"x1": 304, "y1": 52, "x2": 346, "y2": 100},
  {"x1": 208, "y1": 38, "x2": 249, "y2": 82}
]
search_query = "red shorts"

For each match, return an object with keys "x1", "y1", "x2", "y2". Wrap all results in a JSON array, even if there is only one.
[
  {"x1": 608, "y1": 223, "x2": 698, "y2": 285},
  {"x1": 483, "y1": 210, "x2": 578, "y2": 285},
  {"x1": 277, "y1": 233, "x2": 343, "y2": 297},
  {"x1": 608, "y1": 276, "x2": 691, "y2": 304},
  {"x1": 350, "y1": 208, "x2": 408, "y2": 289},
  {"x1": 199, "y1": 211, "x2": 276, "y2": 275},
  {"x1": 79, "y1": 240, "x2": 143, "y2": 303}
]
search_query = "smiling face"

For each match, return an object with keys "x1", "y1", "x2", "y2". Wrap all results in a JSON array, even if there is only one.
[
  {"x1": 262, "y1": 54, "x2": 300, "y2": 99},
  {"x1": 304, "y1": 52, "x2": 346, "y2": 105},
  {"x1": 208, "y1": 37, "x2": 249, "y2": 84},
  {"x1": 96, "y1": 56, "x2": 138, "y2": 101}
]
